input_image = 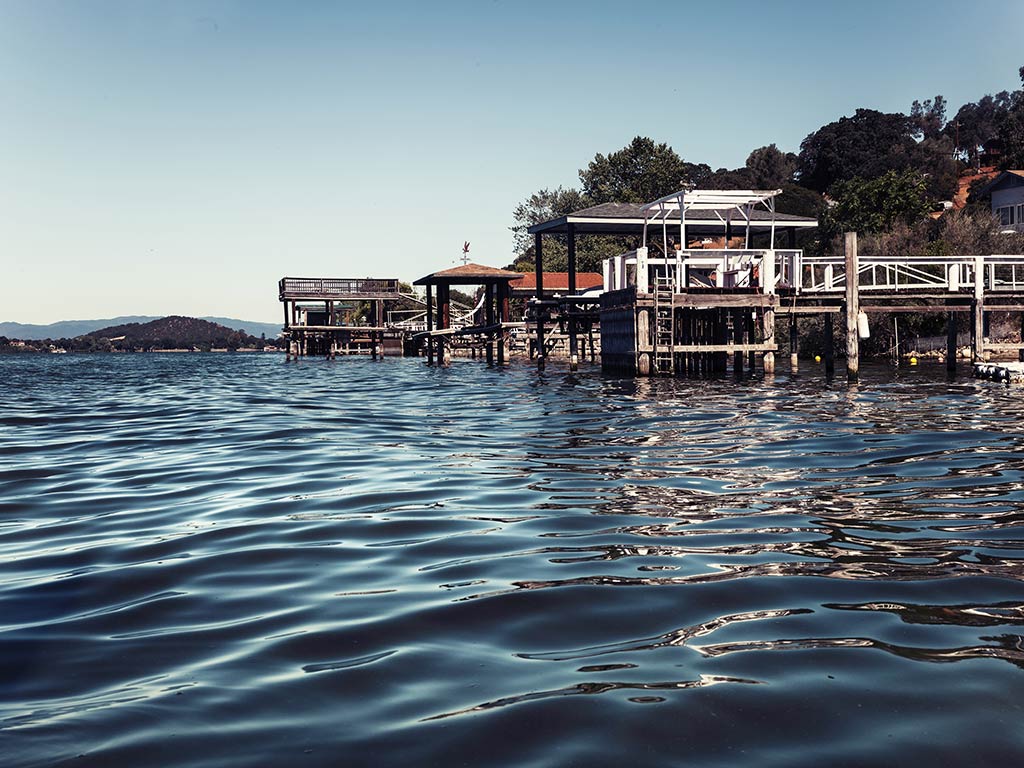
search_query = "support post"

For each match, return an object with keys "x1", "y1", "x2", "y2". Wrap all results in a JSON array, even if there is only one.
[
  {"x1": 973, "y1": 255, "x2": 985, "y2": 362},
  {"x1": 567, "y1": 223, "x2": 578, "y2": 370},
  {"x1": 498, "y1": 282, "x2": 508, "y2": 365},
  {"x1": 485, "y1": 282, "x2": 495, "y2": 366},
  {"x1": 946, "y1": 310, "x2": 957, "y2": 372},
  {"x1": 762, "y1": 251, "x2": 776, "y2": 374},
  {"x1": 845, "y1": 232, "x2": 859, "y2": 379},
  {"x1": 534, "y1": 232, "x2": 545, "y2": 366},
  {"x1": 426, "y1": 284, "x2": 434, "y2": 365},
  {"x1": 789, "y1": 315, "x2": 799, "y2": 370},
  {"x1": 824, "y1": 312, "x2": 834, "y2": 377}
]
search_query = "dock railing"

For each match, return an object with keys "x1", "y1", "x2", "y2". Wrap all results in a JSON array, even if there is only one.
[
  {"x1": 798, "y1": 254, "x2": 1024, "y2": 294},
  {"x1": 603, "y1": 248, "x2": 802, "y2": 293},
  {"x1": 279, "y1": 277, "x2": 401, "y2": 299}
]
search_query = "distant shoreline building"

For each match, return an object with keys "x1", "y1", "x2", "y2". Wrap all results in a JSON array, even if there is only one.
[{"x1": 978, "y1": 170, "x2": 1024, "y2": 232}]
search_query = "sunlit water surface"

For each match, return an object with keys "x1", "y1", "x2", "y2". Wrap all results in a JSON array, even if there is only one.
[{"x1": 3, "y1": 354, "x2": 1024, "y2": 767}]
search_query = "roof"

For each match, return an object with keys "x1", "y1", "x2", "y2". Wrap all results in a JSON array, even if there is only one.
[
  {"x1": 976, "y1": 170, "x2": 1024, "y2": 198},
  {"x1": 414, "y1": 262, "x2": 523, "y2": 286},
  {"x1": 510, "y1": 272, "x2": 604, "y2": 292},
  {"x1": 528, "y1": 201, "x2": 818, "y2": 235},
  {"x1": 641, "y1": 188, "x2": 782, "y2": 213}
]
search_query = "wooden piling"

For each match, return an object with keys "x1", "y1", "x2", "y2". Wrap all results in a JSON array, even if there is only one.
[
  {"x1": 824, "y1": 312, "x2": 835, "y2": 377},
  {"x1": 947, "y1": 310, "x2": 957, "y2": 373},
  {"x1": 789, "y1": 315, "x2": 799, "y2": 370},
  {"x1": 845, "y1": 232, "x2": 859, "y2": 380}
]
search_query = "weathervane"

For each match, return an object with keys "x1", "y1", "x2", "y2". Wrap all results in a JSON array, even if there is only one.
[{"x1": 461, "y1": 241, "x2": 470, "y2": 266}]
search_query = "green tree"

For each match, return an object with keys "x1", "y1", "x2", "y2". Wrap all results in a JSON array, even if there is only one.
[
  {"x1": 797, "y1": 109, "x2": 918, "y2": 192},
  {"x1": 822, "y1": 169, "x2": 932, "y2": 237},
  {"x1": 746, "y1": 144, "x2": 797, "y2": 188},
  {"x1": 579, "y1": 136, "x2": 688, "y2": 203},
  {"x1": 910, "y1": 95, "x2": 947, "y2": 140},
  {"x1": 996, "y1": 66, "x2": 1024, "y2": 169}
]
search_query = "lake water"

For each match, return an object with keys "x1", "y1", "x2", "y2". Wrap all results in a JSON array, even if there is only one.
[{"x1": 3, "y1": 353, "x2": 1024, "y2": 767}]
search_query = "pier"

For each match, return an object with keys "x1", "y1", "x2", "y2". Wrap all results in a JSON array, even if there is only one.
[
  {"x1": 528, "y1": 188, "x2": 1024, "y2": 377},
  {"x1": 279, "y1": 277, "x2": 416, "y2": 358}
]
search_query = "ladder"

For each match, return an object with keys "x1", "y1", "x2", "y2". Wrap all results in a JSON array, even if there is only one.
[{"x1": 653, "y1": 275, "x2": 675, "y2": 374}]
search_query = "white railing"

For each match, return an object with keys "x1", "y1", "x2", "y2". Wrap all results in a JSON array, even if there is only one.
[
  {"x1": 799, "y1": 255, "x2": 1024, "y2": 294},
  {"x1": 603, "y1": 249, "x2": 801, "y2": 294}
]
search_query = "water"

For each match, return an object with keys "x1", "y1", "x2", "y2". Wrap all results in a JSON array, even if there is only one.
[{"x1": 3, "y1": 354, "x2": 1024, "y2": 767}]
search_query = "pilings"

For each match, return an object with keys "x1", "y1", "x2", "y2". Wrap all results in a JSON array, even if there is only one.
[{"x1": 845, "y1": 232, "x2": 859, "y2": 380}]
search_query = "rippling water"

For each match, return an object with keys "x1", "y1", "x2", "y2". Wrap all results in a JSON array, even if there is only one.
[{"x1": 3, "y1": 353, "x2": 1024, "y2": 767}]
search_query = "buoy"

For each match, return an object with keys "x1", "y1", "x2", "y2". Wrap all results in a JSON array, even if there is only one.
[
  {"x1": 909, "y1": 356, "x2": 917, "y2": 365},
  {"x1": 814, "y1": 355, "x2": 821, "y2": 363},
  {"x1": 857, "y1": 310, "x2": 870, "y2": 339}
]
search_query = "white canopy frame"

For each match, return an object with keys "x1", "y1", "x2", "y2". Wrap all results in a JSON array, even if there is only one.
[{"x1": 640, "y1": 189, "x2": 784, "y2": 253}]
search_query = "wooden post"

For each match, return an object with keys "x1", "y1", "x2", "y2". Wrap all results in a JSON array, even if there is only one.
[
  {"x1": 441, "y1": 285, "x2": 451, "y2": 365},
  {"x1": 283, "y1": 300, "x2": 290, "y2": 330},
  {"x1": 789, "y1": 315, "x2": 799, "y2": 370},
  {"x1": 498, "y1": 282, "x2": 508, "y2": 365},
  {"x1": 535, "y1": 232, "x2": 545, "y2": 365},
  {"x1": 567, "y1": 222, "x2": 578, "y2": 370},
  {"x1": 485, "y1": 282, "x2": 494, "y2": 366},
  {"x1": 745, "y1": 311, "x2": 756, "y2": 373},
  {"x1": 845, "y1": 232, "x2": 859, "y2": 379},
  {"x1": 947, "y1": 310, "x2": 957, "y2": 372},
  {"x1": 1019, "y1": 312, "x2": 1024, "y2": 363},
  {"x1": 973, "y1": 255, "x2": 985, "y2": 362},
  {"x1": 824, "y1": 312, "x2": 834, "y2": 377},
  {"x1": 732, "y1": 309, "x2": 743, "y2": 375},
  {"x1": 425, "y1": 284, "x2": 434, "y2": 364}
]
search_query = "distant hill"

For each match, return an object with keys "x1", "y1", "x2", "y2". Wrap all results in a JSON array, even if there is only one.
[
  {"x1": 0, "y1": 316, "x2": 282, "y2": 340},
  {"x1": 86, "y1": 316, "x2": 260, "y2": 349}
]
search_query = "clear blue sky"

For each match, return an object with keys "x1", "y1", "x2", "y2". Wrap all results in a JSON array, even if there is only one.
[{"x1": 2, "y1": 0, "x2": 1022, "y2": 323}]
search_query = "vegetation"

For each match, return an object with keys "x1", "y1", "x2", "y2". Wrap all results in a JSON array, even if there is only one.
[
  {"x1": 509, "y1": 65, "x2": 1024, "y2": 272},
  {"x1": 0, "y1": 316, "x2": 283, "y2": 354}
]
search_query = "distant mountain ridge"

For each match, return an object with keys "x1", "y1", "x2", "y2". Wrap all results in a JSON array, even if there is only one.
[{"x1": 0, "y1": 315, "x2": 282, "y2": 340}]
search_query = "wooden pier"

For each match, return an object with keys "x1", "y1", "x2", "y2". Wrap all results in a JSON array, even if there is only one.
[
  {"x1": 279, "y1": 277, "x2": 414, "y2": 358},
  {"x1": 528, "y1": 188, "x2": 1024, "y2": 377}
]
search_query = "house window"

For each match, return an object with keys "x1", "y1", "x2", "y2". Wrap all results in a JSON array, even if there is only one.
[{"x1": 997, "y1": 206, "x2": 1015, "y2": 226}]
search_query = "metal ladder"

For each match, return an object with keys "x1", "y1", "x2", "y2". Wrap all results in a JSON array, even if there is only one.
[{"x1": 653, "y1": 275, "x2": 675, "y2": 374}]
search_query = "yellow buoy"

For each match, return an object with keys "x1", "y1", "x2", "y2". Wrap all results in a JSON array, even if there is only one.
[
  {"x1": 910, "y1": 357, "x2": 918, "y2": 365},
  {"x1": 814, "y1": 355, "x2": 821, "y2": 363}
]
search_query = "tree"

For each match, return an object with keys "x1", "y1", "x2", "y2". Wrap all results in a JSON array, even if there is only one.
[
  {"x1": 822, "y1": 169, "x2": 932, "y2": 237},
  {"x1": 746, "y1": 144, "x2": 797, "y2": 188},
  {"x1": 797, "y1": 109, "x2": 919, "y2": 192},
  {"x1": 509, "y1": 186, "x2": 586, "y2": 256},
  {"x1": 910, "y1": 95, "x2": 947, "y2": 140},
  {"x1": 996, "y1": 66, "x2": 1024, "y2": 169},
  {"x1": 579, "y1": 136, "x2": 688, "y2": 203},
  {"x1": 947, "y1": 91, "x2": 1013, "y2": 168}
]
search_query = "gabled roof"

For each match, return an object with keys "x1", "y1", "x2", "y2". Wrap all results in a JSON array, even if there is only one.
[
  {"x1": 414, "y1": 262, "x2": 523, "y2": 286},
  {"x1": 976, "y1": 170, "x2": 1024, "y2": 197}
]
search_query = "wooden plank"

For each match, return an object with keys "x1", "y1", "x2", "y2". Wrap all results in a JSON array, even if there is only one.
[
  {"x1": 670, "y1": 343, "x2": 776, "y2": 353},
  {"x1": 672, "y1": 294, "x2": 778, "y2": 308}
]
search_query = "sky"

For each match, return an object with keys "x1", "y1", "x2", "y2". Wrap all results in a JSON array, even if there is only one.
[{"x1": 2, "y1": 0, "x2": 1022, "y2": 324}]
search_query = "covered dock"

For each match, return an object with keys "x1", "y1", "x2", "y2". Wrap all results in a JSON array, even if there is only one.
[{"x1": 413, "y1": 263, "x2": 520, "y2": 366}]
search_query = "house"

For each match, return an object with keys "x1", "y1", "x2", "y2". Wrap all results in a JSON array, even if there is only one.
[{"x1": 977, "y1": 170, "x2": 1024, "y2": 232}]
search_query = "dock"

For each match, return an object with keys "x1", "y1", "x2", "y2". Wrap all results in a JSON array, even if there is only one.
[{"x1": 527, "y1": 188, "x2": 1024, "y2": 377}]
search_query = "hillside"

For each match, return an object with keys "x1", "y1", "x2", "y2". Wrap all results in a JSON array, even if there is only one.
[
  {"x1": 86, "y1": 316, "x2": 259, "y2": 349},
  {"x1": 0, "y1": 315, "x2": 282, "y2": 340}
]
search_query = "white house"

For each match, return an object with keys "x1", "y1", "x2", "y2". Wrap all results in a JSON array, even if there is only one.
[{"x1": 979, "y1": 170, "x2": 1024, "y2": 232}]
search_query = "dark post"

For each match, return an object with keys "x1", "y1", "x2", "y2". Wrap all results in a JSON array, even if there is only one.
[
  {"x1": 441, "y1": 285, "x2": 451, "y2": 365},
  {"x1": 497, "y1": 281, "x2": 508, "y2": 365},
  {"x1": 485, "y1": 282, "x2": 495, "y2": 366},
  {"x1": 426, "y1": 284, "x2": 434, "y2": 365},
  {"x1": 535, "y1": 232, "x2": 545, "y2": 365},
  {"x1": 824, "y1": 312, "x2": 835, "y2": 377},
  {"x1": 789, "y1": 314, "x2": 799, "y2": 369},
  {"x1": 946, "y1": 310, "x2": 957, "y2": 372},
  {"x1": 1019, "y1": 312, "x2": 1024, "y2": 363},
  {"x1": 567, "y1": 223, "x2": 578, "y2": 370}
]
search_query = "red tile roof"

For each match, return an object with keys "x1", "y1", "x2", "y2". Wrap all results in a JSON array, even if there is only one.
[{"x1": 512, "y1": 272, "x2": 604, "y2": 291}]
